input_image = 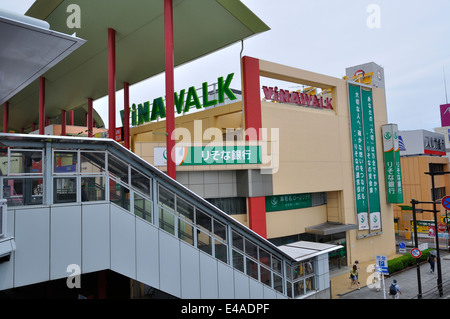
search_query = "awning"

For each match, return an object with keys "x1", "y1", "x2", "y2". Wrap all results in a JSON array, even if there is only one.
[
  {"x1": 277, "y1": 241, "x2": 342, "y2": 262},
  {"x1": 305, "y1": 222, "x2": 357, "y2": 236},
  {"x1": 0, "y1": 8, "x2": 86, "y2": 106}
]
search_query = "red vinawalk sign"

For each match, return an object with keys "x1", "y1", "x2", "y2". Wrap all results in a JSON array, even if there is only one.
[{"x1": 262, "y1": 86, "x2": 333, "y2": 110}]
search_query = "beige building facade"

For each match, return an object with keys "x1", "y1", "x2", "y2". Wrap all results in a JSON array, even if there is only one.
[{"x1": 128, "y1": 57, "x2": 397, "y2": 266}]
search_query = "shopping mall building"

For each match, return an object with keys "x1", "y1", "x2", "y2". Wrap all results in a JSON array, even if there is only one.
[
  {"x1": 128, "y1": 59, "x2": 400, "y2": 267},
  {"x1": 0, "y1": 0, "x2": 401, "y2": 299}
]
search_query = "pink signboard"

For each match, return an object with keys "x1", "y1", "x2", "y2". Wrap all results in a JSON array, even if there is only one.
[{"x1": 440, "y1": 104, "x2": 450, "y2": 126}]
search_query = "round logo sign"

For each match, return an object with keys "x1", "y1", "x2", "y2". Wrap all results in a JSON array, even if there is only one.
[
  {"x1": 444, "y1": 216, "x2": 450, "y2": 225},
  {"x1": 410, "y1": 248, "x2": 422, "y2": 259},
  {"x1": 442, "y1": 195, "x2": 450, "y2": 210}
]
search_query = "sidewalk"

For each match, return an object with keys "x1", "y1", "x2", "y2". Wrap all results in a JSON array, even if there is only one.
[
  {"x1": 330, "y1": 253, "x2": 401, "y2": 299},
  {"x1": 330, "y1": 251, "x2": 450, "y2": 299}
]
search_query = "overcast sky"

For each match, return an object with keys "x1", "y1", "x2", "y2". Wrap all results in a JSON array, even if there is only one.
[{"x1": 2, "y1": 0, "x2": 450, "y2": 132}]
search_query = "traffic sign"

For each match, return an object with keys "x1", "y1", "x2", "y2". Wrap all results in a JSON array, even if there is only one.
[
  {"x1": 411, "y1": 248, "x2": 422, "y2": 259},
  {"x1": 438, "y1": 223, "x2": 447, "y2": 232},
  {"x1": 442, "y1": 195, "x2": 450, "y2": 210},
  {"x1": 399, "y1": 242, "x2": 406, "y2": 253},
  {"x1": 376, "y1": 255, "x2": 389, "y2": 274}
]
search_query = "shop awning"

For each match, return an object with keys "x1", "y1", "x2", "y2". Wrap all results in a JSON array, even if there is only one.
[
  {"x1": 2, "y1": 0, "x2": 269, "y2": 132},
  {"x1": 277, "y1": 241, "x2": 342, "y2": 262},
  {"x1": 0, "y1": 8, "x2": 85, "y2": 106},
  {"x1": 305, "y1": 222, "x2": 357, "y2": 236}
]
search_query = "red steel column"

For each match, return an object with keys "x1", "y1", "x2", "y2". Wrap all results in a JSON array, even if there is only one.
[
  {"x1": 248, "y1": 197, "x2": 267, "y2": 238},
  {"x1": 242, "y1": 56, "x2": 267, "y2": 238},
  {"x1": 70, "y1": 110, "x2": 74, "y2": 125},
  {"x1": 123, "y1": 82, "x2": 130, "y2": 149},
  {"x1": 39, "y1": 77, "x2": 45, "y2": 135},
  {"x1": 61, "y1": 109, "x2": 66, "y2": 136},
  {"x1": 3, "y1": 102, "x2": 8, "y2": 133},
  {"x1": 88, "y1": 98, "x2": 93, "y2": 137},
  {"x1": 242, "y1": 56, "x2": 262, "y2": 139},
  {"x1": 108, "y1": 28, "x2": 116, "y2": 140},
  {"x1": 164, "y1": 0, "x2": 176, "y2": 180}
]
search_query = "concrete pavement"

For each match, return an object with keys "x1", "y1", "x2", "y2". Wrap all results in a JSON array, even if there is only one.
[{"x1": 330, "y1": 251, "x2": 450, "y2": 299}]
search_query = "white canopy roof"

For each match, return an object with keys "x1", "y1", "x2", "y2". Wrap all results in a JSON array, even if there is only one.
[{"x1": 277, "y1": 241, "x2": 342, "y2": 262}]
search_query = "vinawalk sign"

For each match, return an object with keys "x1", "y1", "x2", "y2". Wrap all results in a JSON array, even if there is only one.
[
  {"x1": 120, "y1": 73, "x2": 237, "y2": 126},
  {"x1": 348, "y1": 83, "x2": 382, "y2": 232},
  {"x1": 262, "y1": 86, "x2": 333, "y2": 110}
]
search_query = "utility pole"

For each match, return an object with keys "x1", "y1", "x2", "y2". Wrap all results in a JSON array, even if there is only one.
[
  {"x1": 424, "y1": 166, "x2": 449, "y2": 297},
  {"x1": 411, "y1": 199, "x2": 423, "y2": 299}
]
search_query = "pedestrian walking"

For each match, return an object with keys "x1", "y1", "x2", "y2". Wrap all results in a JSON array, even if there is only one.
[
  {"x1": 349, "y1": 264, "x2": 360, "y2": 290},
  {"x1": 389, "y1": 279, "x2": 401, "y2": 299},
  {"x1": 354, "y1": 260, "x2": 360, "y2": 287},
  {"x1": 428, "y1": 254, "x2": 435, "y2": 273}
]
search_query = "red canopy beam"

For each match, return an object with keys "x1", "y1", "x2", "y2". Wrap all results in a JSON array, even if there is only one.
[
  {"x1": 39, "y1": 77, "x2": 45, "y2": 135},
  {"x1": 61, "y1": 109, "x2": 66, "y2": 136},
  {"x1": 88, "y1": 98, "x2": 93, "y2": 137},
  {"x1": 108, "y1": 28, "x2": 116, "y2": 140},
  {"x1": 164, "y1": 0, "x2": 176, "y2": 180},
  {"x1": 123, "y1": 82, "x2": 130, "y2": 149},
  {"x1": 3, "y1": 102, "x2": 8, "y2": 133}
]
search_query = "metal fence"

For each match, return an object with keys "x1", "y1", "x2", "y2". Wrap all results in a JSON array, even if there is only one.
[
  {"x1": 419, "y1": 278, "x2": 450, "y2": 299},
  {"x1": 395, "y1": 229, "x2": 449, "y2": 251}
]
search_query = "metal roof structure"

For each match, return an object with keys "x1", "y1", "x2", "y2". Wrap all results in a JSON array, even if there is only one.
[
  {"x1": 2, "y1": 0, "x2": 269, "y2": 132},
  {"x1": 277, "y1": 241, "x2": 343, "y2": 262},
  {"x1": 0, "y1": 8, "x2": 86, "y2": 125}
]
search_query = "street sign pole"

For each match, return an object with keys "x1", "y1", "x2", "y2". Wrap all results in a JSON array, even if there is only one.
[
  {"x1": 376, "y1": 255, "x2": 389, "y2": 299},
  {"x1": 425, "y1": 169, "x2": 450, "y2": 297},
  {"x1": 411, "y1": 199, "x2": 423, "y2": 299},
  {"x1": 427, "y1": 168, "x2": 444, "y2": 297}
]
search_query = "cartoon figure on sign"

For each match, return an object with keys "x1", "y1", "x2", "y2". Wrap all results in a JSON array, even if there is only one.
[{"x1": 428, "y1": 225, "x2": 435, "y2": 237}]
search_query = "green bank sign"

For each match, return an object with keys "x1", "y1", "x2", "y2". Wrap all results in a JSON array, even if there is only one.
[
  {"x1": 382, "y1": 124, "x2": 403, "y2": 203},
  {"x1": 154, "y1": 145, "x2": 262, "y2": 166},
  {"x1": 120, "y1": 73, "x2": 237, "y2": 126},
  {"x1": 348, "y1": 83, "x2": 382, "y2": 232},
  {"x1": 265, "y1": 193, "x2": 312, "y2": 212}
]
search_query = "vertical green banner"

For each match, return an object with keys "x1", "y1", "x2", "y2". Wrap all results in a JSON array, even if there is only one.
[
  {"x1": 393, "y1": 131, "x2": 404, "y2": 203},
  {"x1": 361, "y1": 88, "x2": 381, "y2": 230},
  {"x1": 348, "y1": 83, "x2": 369, "y2": 230},
  {"x1": 382, "y1": 124, "x2": 403, "y2": 203}
]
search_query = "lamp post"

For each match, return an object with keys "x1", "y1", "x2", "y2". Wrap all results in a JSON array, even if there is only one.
[{"x1": 410, "y1": 199, "x2": 423, "y2": 299}]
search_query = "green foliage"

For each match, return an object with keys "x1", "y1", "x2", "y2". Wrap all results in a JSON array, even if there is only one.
[{"x1": 388, "y1": 249, "x2": 431, "y2": 274}]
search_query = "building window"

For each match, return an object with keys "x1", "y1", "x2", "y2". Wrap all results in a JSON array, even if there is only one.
[
  {"x1": 429, "y1": 163, "x2": 445, "y2": 173},
  {"x1": 156, "y1": 184, "x2": 230, "y2": 264},
  {"x1": 206, "y1": 197, "x2": 247, "y2": 215},
  {"x1": 1, "y1": 148, "x2": 44, "y2": 206},
  {"x1": 286, "y1": 259, "x2": 315, "y2": 298},
  {"x1": 54, "y1": 151, "x2": 77, "y2": 174},
  {"x1": 231, "y1": 230, "x2": 284, "y2": 293},
  {"x1": 432, "y1": 187, "x2": 446, "y2": 201},
  {"x1": 4, "y1": 178, "x2": 43, "y2": 206}
]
